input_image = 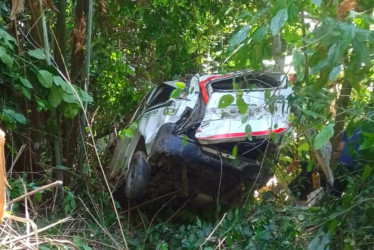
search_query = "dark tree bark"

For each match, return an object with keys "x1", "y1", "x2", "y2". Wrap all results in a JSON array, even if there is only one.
[{"x1": 330, "y1": 78, "x2": 352, "y2": 168}]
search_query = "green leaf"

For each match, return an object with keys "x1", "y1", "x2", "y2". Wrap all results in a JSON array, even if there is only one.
[
  {"x1": 236, "y1": 97, "x2": 248, "y2": 115},
  {"x1": 19, "y1": 77, "x2": 33, "y2": 89},
  {"x1": 54, "y1": 76, "x2": 72, "y2": 93},
  {"x1": 124, "y1": 129, "x2": 134, "y2": 138},
  {"x1": 56, "y1": 165, "x2": 70, "y2": 170},
  {"x1": 292, "y1": 49, "x2": 306, "y2": 81},
  {"x1": 218, "y1": 94, "x2": 234, "y2": 108},
  {"x1": 48, "y1": 86, "x2": 63, "y2": 108},
  {"x1": 264, "y1": 90, "x2": 271, "y2": 100},
  {"x1": 0, "y1": 46, "x2": 14, "y2": 68},
  {"x1": 35, "y1": 192, "x2": 42, "y2": 203},
  {"x1": 175, "y1": 81, "x2": 185, "y2": 89},
  {"x1": 3, "y1": 108, "x2": 27, "y2": 124},
  {"x1": 241, "y1": 114, "x2": 249, "y2": 123},
  {"x1": 340, "y1": 23, "x2": 355, "y2": 50},
  {"x1": 252, "y1": 26, "x2": 267, "y2": 43},
  {"x1": 28, "y1": 48, "x2": 46, "y2": 60},
  {"x1": 327, "y1": 44, "x2": 337, "y2": 64},
  {"x1": 0, "y1": 29, "x2": 16, "y2": 49},
  {"x1": 312, "y1": 0, "x2": 322, "y2": 7},
  {"x1": 62, "y1": 104, "x2": 79, "y2": 118},
  {"x1": 62, "y1": 92, "x2": 80, "y2": 104},
  {"x1": 245, "y1": 124, "x2": 252, "y2": 141},
  {"x1": 228, "y1": 25, "x2": 251, "y2": 50},
  {"x1": 307, "y1": 161, "x2": 313, "y2": 172},
  {"x1": 21, "y1": 87, "x2": 31, "y2": 100},
  {"x1": 310, "y1": 59, "x2": 328, "y2": 75},
  {"x1": 170, "y1": 88, "x2": 182, "y2": 99},
  {"x1": 183, "y1": 135, "x2": 187, "y2": 146},
  {"x1": 77, "y1": 88, "x2": 93, "y2": 103},
  {"x1": 300, "y1": 108, "x2": 320, "y2": 118},
  {"x1": 328, "y1": 65, "x2": 342, "y2": 82},
  {"x1": 314, "y1": 123, "x2": 335, "y2": 150},
  {"x1": 307, "y1": 232, "x2": 330, "y2": 250},
  {"x1": 37, "y1": 70, "x2": 53, "y2": 88},
  {"x1": 270, "y1": 8, "x2": 288, "y2": 36},
  {"x1": 129, "y1": 122, "x2": 138, "y2": 130},
  {"x1": 232, "y1": 145, "x2": 238, "y2": 158},
  {"x1": 361, "y1": 165, "x2": 372, "y2": 182}
]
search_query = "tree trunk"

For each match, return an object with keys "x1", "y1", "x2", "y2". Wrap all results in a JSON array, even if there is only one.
[
  {"x1": 271, "y1": 34, "x2": 284, "y2": 72},
  {"x1": 330, "y1": 78, "x2": 352, "y2": 168},
  {"x1": 54, "y1": 0, "x2": 68, "y2": 77}
]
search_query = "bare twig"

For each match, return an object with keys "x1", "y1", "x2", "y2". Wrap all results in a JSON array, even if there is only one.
[
  {"x1": 7, "y1": 181, "x2": 63, "y2": 205},
  {"x1": 1, "y1": 217, "x2": 71, "y2": 245},
  {"x1": 200, "y1": 213, "x2": 227, "y2": 249}
]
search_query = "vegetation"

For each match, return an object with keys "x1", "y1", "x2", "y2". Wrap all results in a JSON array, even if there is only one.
[{"x1": 0, "y1": 0, "x2": 373, "y2": 249}]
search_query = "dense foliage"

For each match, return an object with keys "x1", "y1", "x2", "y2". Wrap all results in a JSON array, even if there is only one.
[{"x1": 0, "y1": 0, "x2": 373, "y2": 249}]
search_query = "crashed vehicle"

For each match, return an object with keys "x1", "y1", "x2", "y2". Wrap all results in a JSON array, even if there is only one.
[{"x1": 109, "y1": 70, "x2": 293, "y2": 205}]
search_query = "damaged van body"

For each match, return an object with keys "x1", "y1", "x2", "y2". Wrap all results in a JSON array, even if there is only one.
[{"x1": 109, "y1": 70, "x2": 293, "y2": 205}]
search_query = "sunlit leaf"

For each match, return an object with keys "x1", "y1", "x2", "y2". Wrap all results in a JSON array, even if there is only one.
[
  {"x1": 170, "y1": 88, "x2": 182, "y2": 99},
  {"x1": 175, "y1": 81, "x2": 185, "y2": 89},
  {"x1": 228, "y1": 25, "x2": 251, "y2": 50},
  {"x1": 264, "y1": 90, "x2": 271, "y2": 100},
  {"x1": 232, "y1": 145, "x2": 238, "y2": 158},
  {"x1": 218, "y1": 94, "x2": 234, "y2": 108},
  {"x1": 252, "y1": 26, "x2": 267, "y2": 43},
  {"x1": 293, "y1": 49, "x2": 305, "y2": 81},
  {"x1": 236, "y1": 97, "x2": 248, "y2": 115},
  {"x1": 329, "y1": 65, "x2": 342, "y2": 82},
  {"x1": 270, "y1": 8, "x2": 288, "y2": 36},
  {"x1": 314, "y1": 123, "x2": 335, "y2": 150}
]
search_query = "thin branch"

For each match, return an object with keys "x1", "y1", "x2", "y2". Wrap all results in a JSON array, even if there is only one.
[
  {"x1": 2, "y1": 217, "x2": 71, "y2": 245},
  {"x1": 7, "y1": 181, "x2": 63, "y2": 205},
  {"x1": 200, "y1": 213, "x2": 227, "y2": 249}
]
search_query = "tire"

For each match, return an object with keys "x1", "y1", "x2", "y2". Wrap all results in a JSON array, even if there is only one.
[{"x1": 125, "y1": 151, "x2": 151, "y2": 200}]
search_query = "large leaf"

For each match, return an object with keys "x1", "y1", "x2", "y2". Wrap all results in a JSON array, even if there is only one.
[
  {"x1": 218, "y1": 94, "x2": 234, "y2": 108},
  {"x1": 19, "y1": 77, "x2": 33, "y2": 89},
  {"x1": 228, "y1": 25, "x2": 251, "y2": 50},
  {"x1": 0, "y1": 46, "x2": 14, "y2": 68},
  {"x1": 270, "y1": 8, "x2": 288, "y2": 36},
  {"x1": 292, "y1": 49, "x2": 305, "y2": 80},
  {"x1": 2, "y1": 108, "x2": 27, "y2": 124},
  {"x1": 252, "y1": 26, "x2": 267, "y2": 43},
  {"x1": 314, "y1": 123, "x2": 335, "y2": 150},
  {"x1": 37, "y1": 70, "x2": 53, "y2": 88},
  {"x1": 48, "y1": 86, "x2": 63, "y2": 108},
  {"x1": 328, "y1": 65, "x2": 342, "y2": 82},
  {"x1": 340, "y1": 23, "x2": 355, "y2": 50},
  {"x1": 236, "y1": 97, "x2": 248, "y2": 115},
  {"x1": 28, "y1": 48, "x2": 46, "y2": 60},
  {"x1": 0, "y1": 29, "x2": 17, "y2": 50},
  {"x1": 62, "y1": 92, "x2": 79, "y2": 104},
  {"x1": 62, "y1": 104, "x2": 79, "y2": 119},
  {"x1": 54, "y1": 76, "x2": 72, "y2": 93},
  {"x1": 77, "y1": 88, "x2": 93, "y2": 103}
]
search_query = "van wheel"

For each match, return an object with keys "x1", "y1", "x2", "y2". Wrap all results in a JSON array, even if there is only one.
[{"x1": 125, "y1": 151, "x2": 150, "y2": 200}]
